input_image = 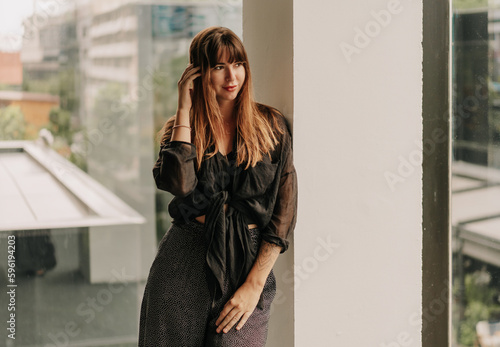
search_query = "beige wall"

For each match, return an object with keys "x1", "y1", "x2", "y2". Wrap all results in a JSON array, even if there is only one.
[{"x1": 244, "y1": 0, "x2": 424, "y2": 345}]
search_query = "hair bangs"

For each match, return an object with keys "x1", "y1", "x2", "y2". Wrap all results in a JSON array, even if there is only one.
[{"x1": 208, "y1": 36, "x2": 246, "y2": 67}]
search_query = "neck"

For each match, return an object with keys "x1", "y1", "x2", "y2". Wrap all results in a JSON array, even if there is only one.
[{"x1": 218, "y1": 99, "x2": 236, "y2": 121}]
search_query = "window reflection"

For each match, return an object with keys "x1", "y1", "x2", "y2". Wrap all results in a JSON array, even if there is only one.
[
  {"x1": 452, "y1": 1, "x2": 500, "y2": 346},
  {"x1": 0, "y1": 1, "x2": 242, "y2": 345}
]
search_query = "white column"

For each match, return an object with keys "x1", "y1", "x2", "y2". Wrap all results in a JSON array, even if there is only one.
[{"x1": 244, "y1": 0, "x2": 424, "y2": 345}]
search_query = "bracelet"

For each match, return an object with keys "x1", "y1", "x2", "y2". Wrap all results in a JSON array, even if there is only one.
[{"x1": 172, "y1": 124, "x2": 191, "y2": 131}]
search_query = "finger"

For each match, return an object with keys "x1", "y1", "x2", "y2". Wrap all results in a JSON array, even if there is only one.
[
  {"x1": 236, "y1": 312, "x2": 251, "y2": 331},
  {"x1": 216, "y1": 305, "x2": 240, "y2": 332},
  {"x1": 216, "y1": 315, "x2": 236, "y2": 333},
  {"x1": 179, "y1": 72, "x2": 201, "y2": 88},
  {"x1": 221, "y1": 312, "x2": 243, "y2": 334},
  {"x1": 186, "y1": 63, "x2": 199, "y2": 70},
  {"x1": 188, "y1": 72, "x2": 201, "y2": 82},
  {"x1": 216, "y1": 310, "x2": 238, "y2": 333},
  {"x1": 183, "y1": 65, "x2": 200, "y2": 77},
  {"x1": 215, "y1": 305, "x2": 233, "y2": 326},
  {"x1": 183, "y1": 63, "x2": 198, "y2": 71},
  {"x1": 183, "y1": 66, "x2": 200, "y2": 76},
  {"x1": 179, "y1": 66, "x2": 200, "y2": 83}
]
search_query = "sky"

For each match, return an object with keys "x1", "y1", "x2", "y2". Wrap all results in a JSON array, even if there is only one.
[
  {"x1": 0, "y1": 0, "x2": 76, "y2": 51},
  {"x1": 0, "y1": 1, "x2": 34, "y2": 35},
  {"x1": 0, "y1": 1, "x2": 34, "y2": 51}
]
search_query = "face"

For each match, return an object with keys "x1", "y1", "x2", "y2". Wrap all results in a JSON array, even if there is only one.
[{"x1": 209, "y1": 50, "x2": 246, "y2": 105}]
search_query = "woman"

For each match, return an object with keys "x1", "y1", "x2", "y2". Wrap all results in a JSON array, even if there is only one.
[{"x1": 139, "y1": 26, "x2": 297, "y2": 347}]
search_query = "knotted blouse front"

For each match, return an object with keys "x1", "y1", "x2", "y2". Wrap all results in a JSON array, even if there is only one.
[{"x1": 153, "y1": 108, "x2": 297, "y2": 302}]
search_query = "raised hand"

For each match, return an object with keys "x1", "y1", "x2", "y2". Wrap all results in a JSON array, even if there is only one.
[{"x1": 177, "y1": 64, "x2": 201, "y2": 113}]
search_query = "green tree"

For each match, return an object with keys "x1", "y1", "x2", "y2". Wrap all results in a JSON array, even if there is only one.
[
  {"x1": 22, "y1": 71, "x2": 59, "y2": 95},
  {"x1": 458, "y1": 270, "x2": 500, "y2": 346},
  {"x1": 153, "y1": 54, "x2": 188, "y2": 143},
  {"x1": 0, "y1": 106, "x2": 26, "y2": 140},
  {"x1": 23, "y1": 67, "x2": 78, "y2": 112},
  {"x1": 47, "y1": 107, "x2": 72, "y2": 143},
  {"x1": 57, "y1": 67, "x2": 79, "y2": 112},
  {"x1": 152, "y1": 55, "x2": 188, "y2": 241}
]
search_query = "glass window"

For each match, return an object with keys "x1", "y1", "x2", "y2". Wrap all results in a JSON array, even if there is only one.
[
  {"x1": 452, "y1": 0, "x2": 500, "y2": 345},
  {"x1": 0, "y1": 1, "x2": 242, "y2": 345}
]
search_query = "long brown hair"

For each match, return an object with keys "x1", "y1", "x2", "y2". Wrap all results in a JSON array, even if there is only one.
[{"x1": 160, "y1": 26, "x2": 283, "y2": 169}]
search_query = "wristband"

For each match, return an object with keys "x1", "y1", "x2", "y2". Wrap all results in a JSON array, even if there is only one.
[{"x1": 173, "y1": 124, "x2": 191, "y2": 131}]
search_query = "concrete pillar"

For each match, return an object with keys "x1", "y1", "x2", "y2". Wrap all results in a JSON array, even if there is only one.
[{"x1": 244, "y1": 0, "x2": 424, "y2": 345}]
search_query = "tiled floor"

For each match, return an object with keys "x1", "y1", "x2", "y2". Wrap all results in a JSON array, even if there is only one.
[{"x1": 0, "y1": 229, "x2": 144, "y2": 347}]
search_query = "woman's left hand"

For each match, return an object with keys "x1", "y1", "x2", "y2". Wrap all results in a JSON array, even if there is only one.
[{"x1": 215, "y1": 282, "x2": 263, "y2": 333}]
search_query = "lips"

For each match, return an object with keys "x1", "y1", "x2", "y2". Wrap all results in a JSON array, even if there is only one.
[{"x1": 223, "y1": 85, "x2": 238, "y2": 92}]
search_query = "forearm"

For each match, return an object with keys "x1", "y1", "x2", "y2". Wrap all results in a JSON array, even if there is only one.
[
  {"x1": 171, "y1": 64, "x2": 199, "y2": 143},
  {"x1": 171, "y1": 109, "x2": 191, "y2": 142},
  {"x1": 245, "y1": 240, "x2": 281, "y2": 290}
]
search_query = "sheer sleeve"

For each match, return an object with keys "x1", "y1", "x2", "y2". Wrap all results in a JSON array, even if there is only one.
[
  {"x1": 261, "y1": 119, "x2": 298, "y2": 253},
  {"x1": 152, "y1": 141, "x2": 198, "y2": 197}
]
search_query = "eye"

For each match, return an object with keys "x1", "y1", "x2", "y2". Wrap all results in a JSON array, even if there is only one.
[
  {"x1": 235, "y1": 62, "x2": 243, "y2": 67},
  {"x1": 214, "y1": 65, "x2": 224, "y2": 70}
]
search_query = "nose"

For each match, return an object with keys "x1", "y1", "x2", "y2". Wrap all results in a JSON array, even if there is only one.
[{"x1": 226, "y1": 66, "x2": 235, "y2": 81}]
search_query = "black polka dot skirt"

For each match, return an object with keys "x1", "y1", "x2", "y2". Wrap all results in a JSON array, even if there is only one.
[{"x1": 138, "y1": 220, "x2": 276, "y2": 347}]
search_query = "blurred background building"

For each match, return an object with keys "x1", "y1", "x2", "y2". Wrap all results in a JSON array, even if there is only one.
[
  {"x1": 0, "y1": 0, "x2": 242, "y2": 345},
  {"x1": 0, "y1": 52, "x2": 23, "y2": 88}
]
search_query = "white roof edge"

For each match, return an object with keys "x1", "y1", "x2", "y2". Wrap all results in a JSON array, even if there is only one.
[
  {"x1": 0, "y1": 216, "x2": 145, "y2": 232},
  {"x1": 0, "y1": 141, "x2": 146, "y2": 231},
  {"x1": 453, "y1": 160, "x2": 500, "y2": 184}
]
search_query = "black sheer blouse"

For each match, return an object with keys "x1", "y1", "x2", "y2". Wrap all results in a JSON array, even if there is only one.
[{"x1": 152, "y1": 109, "x2": 297, "y2": 302}]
